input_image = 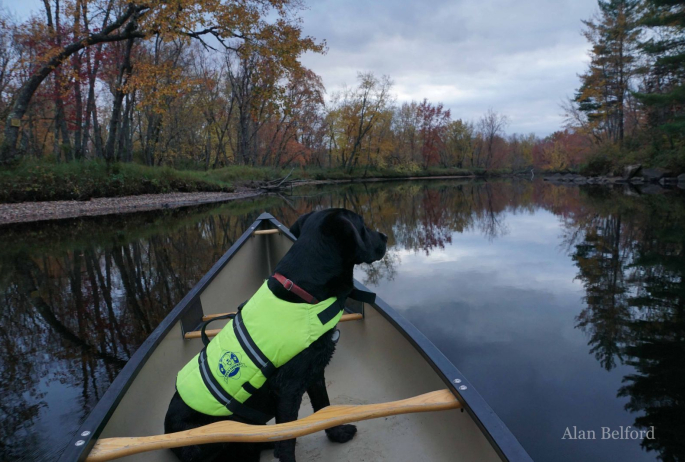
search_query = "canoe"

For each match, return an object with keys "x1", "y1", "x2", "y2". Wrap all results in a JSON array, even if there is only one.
[{"x1": 59, "y1": 212, "x2": 532, "y2": 462}]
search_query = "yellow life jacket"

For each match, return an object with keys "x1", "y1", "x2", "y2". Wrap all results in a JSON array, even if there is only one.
[{"x1": 176, "y1": 281, "x2": 343, "y2": 421}]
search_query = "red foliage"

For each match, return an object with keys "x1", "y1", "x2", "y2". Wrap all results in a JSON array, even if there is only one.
[
  {"x1": 532, "y1": 130, "x2": 593, "y2": 170},
  {"x1": 417, "y1": 99, "x2": 450, "y2": 168}
]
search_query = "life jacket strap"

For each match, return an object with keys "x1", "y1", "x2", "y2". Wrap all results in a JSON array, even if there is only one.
[
  {"x1": 317, "y1": 299, "x2": 345, "y2": 325},
  {"x1": 233, "y1": 312, "x2": 276, "y2": 378},
  {"x1": 198, "y1": 348, "x2": 272, "y2": 424}
]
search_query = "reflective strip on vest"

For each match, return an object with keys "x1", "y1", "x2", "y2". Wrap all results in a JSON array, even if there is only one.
[{"x1": 176, "y1": 281, "x2": 343, "y2": 417}]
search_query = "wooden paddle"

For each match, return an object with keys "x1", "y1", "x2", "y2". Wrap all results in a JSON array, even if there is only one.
[
  {"x1": 185, "y1": 313, "x2": 364, "y2": 340},
  {"x1": 86, "y1": 389, "x2": 461, "y2": 462}
]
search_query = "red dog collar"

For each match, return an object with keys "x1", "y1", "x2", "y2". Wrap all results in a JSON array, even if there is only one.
[{"x1": 272, "y1": 273, "x2": 319, "y2": 304}]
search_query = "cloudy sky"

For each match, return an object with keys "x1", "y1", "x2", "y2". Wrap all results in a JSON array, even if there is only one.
[{"x1": 4, "y1": 0, "x2": 598, "y2": 135}]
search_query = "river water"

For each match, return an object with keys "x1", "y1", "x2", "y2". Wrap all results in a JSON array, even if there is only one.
[{"x1": 1, "y1": 179, "x2": 683, "y2": 462}]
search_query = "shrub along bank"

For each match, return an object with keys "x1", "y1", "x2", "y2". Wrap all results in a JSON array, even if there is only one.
[
  {"x1": 0, "y1": 160, "x2": 234, "y2": 203},
  {"x1": 0, "y1": 160, "x2": 479, "y2": 203}
]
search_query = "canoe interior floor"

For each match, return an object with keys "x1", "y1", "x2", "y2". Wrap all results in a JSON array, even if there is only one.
[{"x1": 258, "y1": 305, "x2": 499, "y2": 462}]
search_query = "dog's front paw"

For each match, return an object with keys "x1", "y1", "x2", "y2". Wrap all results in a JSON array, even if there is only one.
[
  {"x1": 273, "y1": 452, "x2": 296, "y2": 462},
  {"x1": 274, "y1": 440, "x2": 297, "y2": 462},
  {"x1": 326, "y1": 424, "x2": 357, "y2": 443}
]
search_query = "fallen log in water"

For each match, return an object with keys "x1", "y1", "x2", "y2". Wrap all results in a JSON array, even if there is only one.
[{"x1": 259, "y1": 167, "x2": 295, "y2": 191}]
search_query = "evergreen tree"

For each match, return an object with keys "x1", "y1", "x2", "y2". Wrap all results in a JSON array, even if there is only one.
[
  {"x1": 576, "y1": 0, "x2": 643, "y2": 144},
  {"x1": 635, "y1": 0, "x2": 685, "y2": 148}
]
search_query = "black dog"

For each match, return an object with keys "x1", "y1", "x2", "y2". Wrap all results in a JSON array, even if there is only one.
[{"x1": 164, "y1": 208, "x2": 387, "y2": 462}]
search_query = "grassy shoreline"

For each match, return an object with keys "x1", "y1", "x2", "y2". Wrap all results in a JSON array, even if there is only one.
[
  {"x1": 0, "y1": 160, "x2": 234, "y2": 203},
  {"x1": 0, "y1": 160, "x2": 482, "y2": 203}
]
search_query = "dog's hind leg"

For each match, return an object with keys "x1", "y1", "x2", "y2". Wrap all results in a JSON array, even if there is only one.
[
  {"x1": 306, "y1": 374, "x2": 357, "y2": 444},
  {"x1": 169, "y1": 442, "x2": 226, "y2": 462}
]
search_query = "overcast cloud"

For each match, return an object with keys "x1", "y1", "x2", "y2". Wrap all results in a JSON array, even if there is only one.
[{"x1": 4, "y1": 0, "x2": 598, "y2": 135}]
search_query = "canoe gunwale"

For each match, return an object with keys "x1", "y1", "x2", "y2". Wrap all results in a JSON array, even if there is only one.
[{"x1": 59, "y1": 212, "x2": 532, "y2": 462}]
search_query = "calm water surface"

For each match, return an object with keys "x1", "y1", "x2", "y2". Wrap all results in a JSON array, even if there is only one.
[{"x1": 1, "y1": 180, "x2": 684, "y2": 462}]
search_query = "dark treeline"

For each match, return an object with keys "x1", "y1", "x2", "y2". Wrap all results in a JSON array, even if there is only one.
[{"x1": 567, "y1": 0, "x2": 685, "y2": 174}]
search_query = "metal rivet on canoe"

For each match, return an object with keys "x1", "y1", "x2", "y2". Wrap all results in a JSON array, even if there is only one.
[
  {"x1": 75, "y1": 440, "x2": 85, "y2": 446},
  {"x1": 453, "y1": 379, "x2": 461, "y2": 384},
  {"x1": 459, "y1": 385, "x2": 467, "y2": 391},
  {"x1": 81, "y1": 431, "x2": 91, "y2": 437}
]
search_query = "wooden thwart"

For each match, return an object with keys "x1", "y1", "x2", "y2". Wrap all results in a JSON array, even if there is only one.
[
  {"x1": 185, "y1": 313, "x2": 364, "y2": 340},
  {"x1": 253, "y1": 229, "x2": 280, "y2": 235},
  {"x1": 201, "y1": 311, "x2": 363, "y2": 323},
  {"x1": 85, "y1": 389, "x2": 461, "y2": 462},
  {"x1": 201, "y1": 311, "x2": 238, "y2": 322}
]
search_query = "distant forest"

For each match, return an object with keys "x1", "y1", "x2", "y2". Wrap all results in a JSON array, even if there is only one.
[{"x1": 0, "y1": 0, "x2": 683, "y2": 174}]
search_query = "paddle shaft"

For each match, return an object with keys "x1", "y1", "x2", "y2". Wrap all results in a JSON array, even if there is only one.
[{"x1": 86, "y1": 389, "x2": 461, "y2": 462}]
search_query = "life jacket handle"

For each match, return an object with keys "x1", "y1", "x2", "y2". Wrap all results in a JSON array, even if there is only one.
[{"x1": 200, "y1": 300, "x2": 247, "y2": 347}]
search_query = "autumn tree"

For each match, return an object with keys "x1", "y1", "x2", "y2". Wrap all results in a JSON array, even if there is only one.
[
  {"x1": 417, "y1": 99, "x2": 450, "y2": 168},
  {"x1": 327, "y1": 72, "x2": 393, "y2": 172},
  {"x1": 258, "y1": 68, "x2": 326, "y2": 167},
  {"x1": 0, "y1": 0, "x2": 324, "y2": 163},
  {"x1": 574, "y1": 0, "x2": 642, "y2": 145},
  {"x1": 476, "y1": 108, "x2": 508, "y2": 168},
  {"x1": 391, "y1": 101, "x2": 421, "y2": 165},
  {"x1": 0, "y1": 11, "x2": 20, "y2": 127},
  {"x1": 439, "y1": 119, "x2": 473, "y2": 168},
  {"x1": 130, "y1": 38, "x2": 193, "y2": 165},
  {"x1": 532, "y1": 130, "x2": 593, "y2": 171},
  {"x1": 361, "y1": 106, "x2": 394, "y2": 172},
  {"x1": 507, "y1": 133, "x2": 536, "y2": 170}
]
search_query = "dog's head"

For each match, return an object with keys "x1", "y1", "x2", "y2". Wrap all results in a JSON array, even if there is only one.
[{"x1": 289, "y1": 209, "x2": 387, "y2": 265}]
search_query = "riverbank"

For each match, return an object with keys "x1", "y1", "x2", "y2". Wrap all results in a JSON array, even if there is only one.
[
  {"x1": 0, "y1": 160, "x2": 235, "y2": 203},
  {"x1": 0, "y1": 173, "x2": 482, "y2": 225},
  {"x1": 0, "y1": 190, "x2": 261, "y2": 225},
  {"x1": 0, "y1": 160, "x2": 482, "y2": 224},
  {"x1": 0, "y1": 159, "x2": 479, "y2": 204}
]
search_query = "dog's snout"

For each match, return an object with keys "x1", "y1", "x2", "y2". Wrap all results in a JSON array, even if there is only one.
[{"x1": 379, "y1": 232, "x2": 388, "y2": 243}]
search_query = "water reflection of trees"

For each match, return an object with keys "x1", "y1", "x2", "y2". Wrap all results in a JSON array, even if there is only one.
[
  {"x1": 564, "y1": 189, "x2": 685, "y2": 461},
  {"x1": 281, "y1": 181, "x2": 529, "y2": 282},
  {"x1": 292, "y1": 181, "x2": 525, "y2": 254},
  {"x1": 0, "y1": 207, "x2": 262, "y2": 460}
]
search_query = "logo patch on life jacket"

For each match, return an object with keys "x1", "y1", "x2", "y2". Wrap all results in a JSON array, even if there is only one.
[{"x1": 218, "y1": 351, "x2": 245, "y2": 381}]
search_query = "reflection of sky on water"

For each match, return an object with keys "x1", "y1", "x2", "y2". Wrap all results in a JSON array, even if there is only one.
[{"x1": 356, "y1": 208, "x2": 653, "y2": 462}]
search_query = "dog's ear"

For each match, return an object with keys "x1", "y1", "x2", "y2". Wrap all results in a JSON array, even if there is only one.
[
  {"x1": 339, "y1": 216, "x2": 373, "y2": 264},
  {"x1": 289, "y1": 212, "x2": 314, "y2": 239},
  {"x1": 340, "y1": 216, "x2": 365, "y2": 250}
]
